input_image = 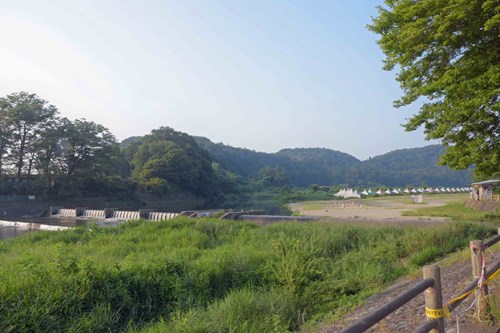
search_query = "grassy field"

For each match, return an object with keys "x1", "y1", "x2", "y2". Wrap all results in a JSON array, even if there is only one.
[
  {"x1": 402, "y1": 202, "x2": 500, "y2": 222},
  {"x1": 0, "y1": 218, "x2": 495, "y2": 332}
]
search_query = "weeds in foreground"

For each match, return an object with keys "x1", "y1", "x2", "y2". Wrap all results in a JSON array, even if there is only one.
[{"x1": 0, "y1": 218, "x2": 494, "y2": 332}]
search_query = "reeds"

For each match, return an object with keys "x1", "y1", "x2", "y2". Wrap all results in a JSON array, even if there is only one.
[{"x1": 0, "y1": 218, "x2": 492, "y2": 332}]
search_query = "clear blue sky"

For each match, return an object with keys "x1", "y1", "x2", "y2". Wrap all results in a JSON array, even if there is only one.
[{"x1": 0, "y1": 0, "x2": 436, "y2": 160}]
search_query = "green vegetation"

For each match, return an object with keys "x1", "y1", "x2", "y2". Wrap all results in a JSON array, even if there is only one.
[
  {"x1": 369, "y1": 0, "x2": 500, "y2": 179},
  {"x1": 0, "y1": 92, "x2": 132, "y2": 200},
  {"x1": 125, "y1": 127, "x2": 217, "y2": 199},
  {"x1": 402, "y1": 203, "x2": 500, "y2": 222},
  {"x1": 195, "y1": 136, "x2": 472, "y2": 188},
  {"x1": 0, "y1": 218, "x2": 493, "y2": 332},
  {"x1": 0, "y1": 91, "x2": 477, "y2": 212}
]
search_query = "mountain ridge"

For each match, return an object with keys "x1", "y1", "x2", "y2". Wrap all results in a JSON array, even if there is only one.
[
  {"x1": 120, "y1": 133, "x2": 471, "y2": 188},
  {"x1": 193, "y1": 136, "x2": 471, "y2": 187}
]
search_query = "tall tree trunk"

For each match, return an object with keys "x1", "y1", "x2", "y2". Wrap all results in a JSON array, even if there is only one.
[{"x1": 16, "y1": 128, "x2": 27, "y2": 186}]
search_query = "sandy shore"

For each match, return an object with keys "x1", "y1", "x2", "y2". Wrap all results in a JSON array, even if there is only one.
[{"x1": 288, "y1": 194, "x2": 468, "y2": 225}]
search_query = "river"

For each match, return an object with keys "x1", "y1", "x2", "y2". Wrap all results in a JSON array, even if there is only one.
[{"x1": 0, "y1": 217, "x2": 92, "y2": 241}]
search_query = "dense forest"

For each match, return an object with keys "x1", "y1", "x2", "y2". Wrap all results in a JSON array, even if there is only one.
[
  {"x1": 195, "y1": 137, "x2": 472, "y2": 187},
  {"x1": 0, "y1": 92, "x2": 472, "y2": 209}
]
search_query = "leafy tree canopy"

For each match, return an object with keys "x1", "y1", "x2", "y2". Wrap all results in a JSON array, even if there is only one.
[
  {"x1": 369, "y1": 0, "x2": 500, "y2": 179},
  {"x1": 130, "y1": 127, "x2": 216, "y2": 197},
  {"x1": 0, "y1": 91, "x2": 58, "y2": 181}
]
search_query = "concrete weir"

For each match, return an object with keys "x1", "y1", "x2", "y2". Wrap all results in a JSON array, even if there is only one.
[
  {"x1": 110, "y1": 210, "x2": 141, "y2": 220},
  {"x1": 148, "y1": 212, "x2": 180, "y2": 221},
  {"x1": 82, "y1": 209, "x2": 106, "y2": 219},
  {"x1": 57, "y1": 208, "x2": 77, "y2": 217},
  {"x1": 50, "y1": 207, "x2": 182, "y2": 222}
]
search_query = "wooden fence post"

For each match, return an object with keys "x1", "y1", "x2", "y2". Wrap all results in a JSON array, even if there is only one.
[
  {"x1": 470, "y1": 240, "x2": 489, "y2": 319},
  {"x1": 498, "y1": 228, "x2": 500, "y2": 251},
  {"x1": 423, "y1": 265, "x2": 445, "y2": 333}
]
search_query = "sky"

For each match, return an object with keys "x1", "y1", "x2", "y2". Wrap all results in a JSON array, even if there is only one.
[{"x1": 0, "y1": 0, "x2": 437, "y2": 161}]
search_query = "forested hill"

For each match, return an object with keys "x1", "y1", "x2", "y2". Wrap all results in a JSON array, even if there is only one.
[
  {"x1": 194, "y1": 137, "x2": 361, "y2": 187},
  {"x1": 349, "y1": 146, "x2": 472, "y2": 187},
  {"x1": 194, "y1": 137, "x2": 472, "y2": 187}
]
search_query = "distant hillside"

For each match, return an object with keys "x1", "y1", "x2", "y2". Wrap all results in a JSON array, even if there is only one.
[
  {"x1": 121, "y1": 134, "x2": 471, "y2": 188},
  {"x1": 194, "y1": 137, "x2": 360, "y2": 187},
  {"x1": 193, "y1": 137, "x2": 471, "y2": 187},
  {"x1": 194, "y1": 136, "x2": 285, "y2": 178},
  {"x1": 275, "y1": 148, "x2": 361, "y2": 186},
  {"x1": 355, "y1": 145, "x2": 472, "y2": 187}
]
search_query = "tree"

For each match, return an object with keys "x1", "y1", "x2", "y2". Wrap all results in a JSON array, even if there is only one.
[
  {"x1": 0, "y1": 107, "x2": 13, "y2": 176},
  {"x1": 57, "y1": 118, "x2": 119, "y2": 196},
  {"x1": 59, "y1": 118, "x2": 117, "y2": 177},
  {"x1": 0, "y1": 92, "x2": 58, "y2": 184},
  {"x1": 258, "y1": 166, "x2": 289, "y2": 187},
  {"x1": 33, "y1": 119, "x2": 67, "y2": 195},
  {"x1": 129, "y1": 127, "x2": 216, "y2": 197},
  {"x1": 369, "y1": 0, "x2": 500, "y2": 178}
]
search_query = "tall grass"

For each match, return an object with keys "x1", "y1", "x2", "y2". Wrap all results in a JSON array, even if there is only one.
[
  {"x1": 0, "y1": 218, "x2": 494, "y2": 332},
  {"x1": 402, "y1": 202, "x2": 500, "y2": 222}
]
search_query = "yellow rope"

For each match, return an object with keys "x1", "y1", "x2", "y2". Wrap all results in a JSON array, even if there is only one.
[{"x1": 446, "y1": 267, "x2": 500, "y2": 309}]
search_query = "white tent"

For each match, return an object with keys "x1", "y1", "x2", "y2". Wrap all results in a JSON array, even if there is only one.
[{"x1": 335, "y1": 188, "x2": 361, "y2": 199}]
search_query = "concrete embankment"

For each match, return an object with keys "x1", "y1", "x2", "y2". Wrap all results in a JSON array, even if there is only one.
[{"x1": 0, "y1": 196, "x2": 206, "y2": 218}]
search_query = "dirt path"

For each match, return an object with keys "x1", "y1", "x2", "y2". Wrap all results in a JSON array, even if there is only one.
[
  {"x1": 293, "y1": 194, "x2": 500, "y2": 332},
  {"x1": 317, "y1": 256, "x2": 499, "y2": 333}
]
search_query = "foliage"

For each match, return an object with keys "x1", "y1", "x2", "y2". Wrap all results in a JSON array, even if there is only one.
[
  {"x1": 258, "y1": 166, "x2": 289, "y2": 186},
  {"x1": 0, "y1": 219, "x2": 493, "y2": 332},
  {"x1": 0, "y1": 90, "x2": 476, "y2": 206},
  {"x1": 402, "y1": 202, "x2": 500, "y2": 222},
  {"x1": 0, "y1": 92, "x2": 126, "y2": 198},
  {"x1": 195, "y1": 136, "x2": 471, "y2": 188},
  {"x1": 128, "y1": 127, "x2": 217, "y2": 198},
  {"x1": 0, "y1": 91, "x2": 58, "y2": 182},
  {"x1": 357, "y1": 146, "x2": 472, "y2": 187},
  {"x1": 369, "y1": 0, "x2": 500, "y2": 179}
]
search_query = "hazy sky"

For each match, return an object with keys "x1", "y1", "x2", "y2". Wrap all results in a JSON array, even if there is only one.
[{"x1": 0, "y1": 0, "x2": 436, "y2": 160}]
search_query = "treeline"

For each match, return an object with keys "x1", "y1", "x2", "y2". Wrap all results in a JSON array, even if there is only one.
[
  {"x1": 0, "y1": 91, "x2": 473, "y2": 207},
  {"x1": 0, "y1": 92, "x2": 129, "y2": 199},
  {"x1": 0, "y1": 92, "x2": 246, "y2": 207},
  {"x1": 195, "y1": 137, "x2": 472, "y2": 188}
]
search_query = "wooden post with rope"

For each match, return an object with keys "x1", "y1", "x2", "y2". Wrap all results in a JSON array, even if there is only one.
[
  {"x1": 498, "y1": 227, "x2": 500, "y2": 251},
  {"x1": 470, "y1": 240, "x2": 489, "y2": 320},
  {"x1": 423, "y1": 265, "x2": 445, "y2": 333}
]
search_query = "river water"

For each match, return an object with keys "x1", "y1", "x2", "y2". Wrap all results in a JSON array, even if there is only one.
[{"x1": 0, "y1": 217, "x2": 91, "y2": 241}]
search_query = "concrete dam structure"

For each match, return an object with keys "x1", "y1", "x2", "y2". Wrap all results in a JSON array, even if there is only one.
[{"x1": 50, "y1": 207, "x2": 181, "y2": 222}]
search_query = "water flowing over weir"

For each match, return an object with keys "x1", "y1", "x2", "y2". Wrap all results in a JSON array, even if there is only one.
[
  {"x1": 57, "y1": 209, "x2": 77, "y2": 217},
  {"x1": 82, "y1": 209, "x2": 106, "y2": 219},
  {"x1": 50, "y1": 207, "x2": 181, "y2": 222},
  {"x1": 2, "y1": 207, "x2": 296, "y2": 241},
  {"x1": 148, "y1": 212, "x2": 179, "y2": 221},
  {"x1": 110, "y1": 211, "x2": 141, "y2": 220}
]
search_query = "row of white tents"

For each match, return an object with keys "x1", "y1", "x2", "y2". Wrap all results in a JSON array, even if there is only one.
[{"x1": 334, "y1": 187, "x2": 472, "y2": 199}]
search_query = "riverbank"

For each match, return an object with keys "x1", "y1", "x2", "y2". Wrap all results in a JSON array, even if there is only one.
[{"x1": 288, "y1": 194, "x2": 471, "y2": 225}]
